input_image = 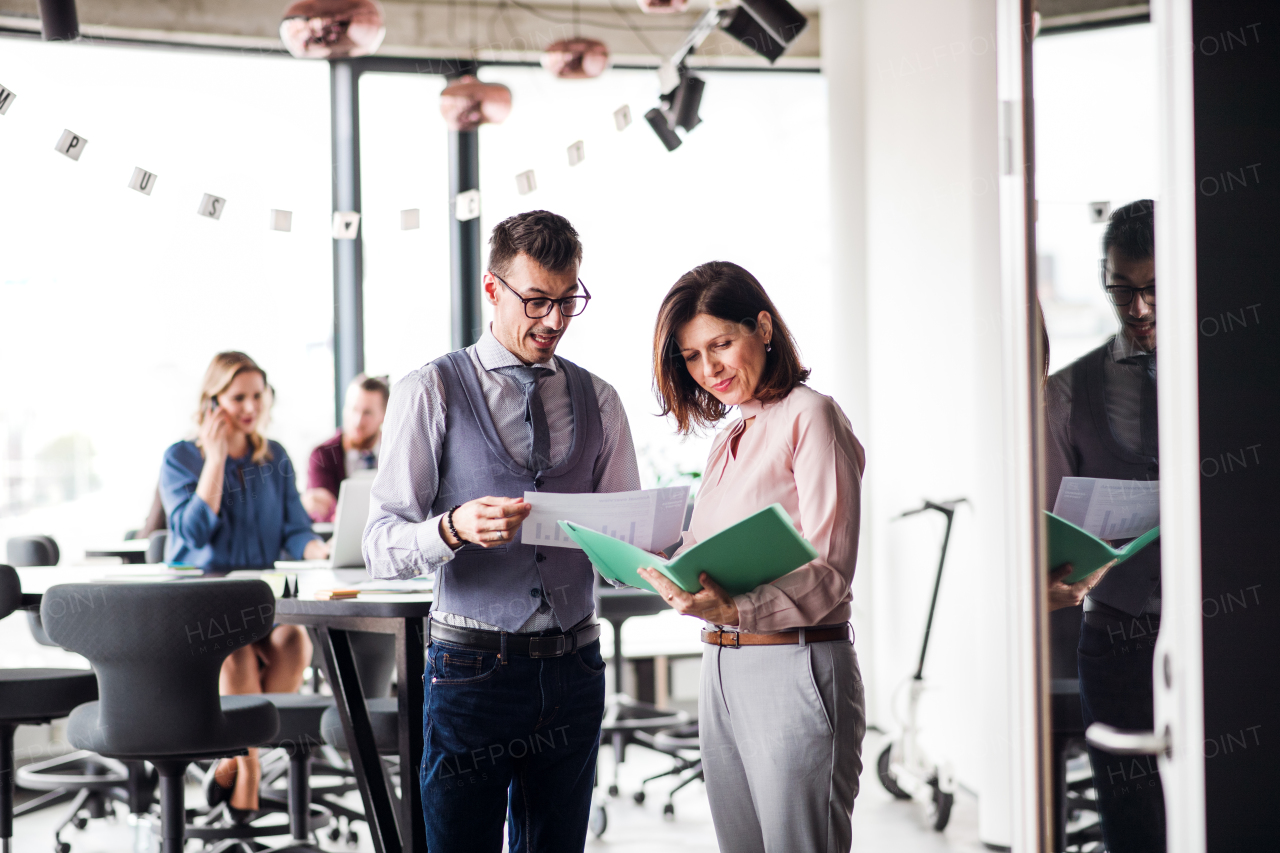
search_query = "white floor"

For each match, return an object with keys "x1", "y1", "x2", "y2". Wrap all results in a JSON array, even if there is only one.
[{"x1": 11, "y1": 731, "x2": 990, "y2": 853}]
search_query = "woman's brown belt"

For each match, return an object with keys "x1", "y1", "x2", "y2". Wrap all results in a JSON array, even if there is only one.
[{"x1": 701, "y1": 624, "x2": 850, "y2": 648}]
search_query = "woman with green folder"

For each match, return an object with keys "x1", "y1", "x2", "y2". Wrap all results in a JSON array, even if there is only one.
[{"x1": 641, "y1": 262, "x2": 867, "y2": 853}]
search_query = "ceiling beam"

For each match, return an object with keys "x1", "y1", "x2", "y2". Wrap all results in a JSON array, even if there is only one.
[{"x1": 0, "y1": 0, "x2": 820, "y2": 66}]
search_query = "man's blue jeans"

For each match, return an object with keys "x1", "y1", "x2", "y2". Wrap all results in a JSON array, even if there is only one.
[
  {"x1": 421, "y1": 635, "x2": 607, "y2": 852},
  {"x1": 1079, "y1": 611, "x2": 1166, "y2": 853}
]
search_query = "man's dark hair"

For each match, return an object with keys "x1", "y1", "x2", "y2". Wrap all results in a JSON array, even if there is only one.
[
  {"x1": 1103, "y1": 199, "x2": 1154, "y2": 261},
  {"x1": 488, "y1": 210, "x2": 583, "y2": 277},
  {"x1": 352, "y1": 373, "x2": 390, "y2": 405}
]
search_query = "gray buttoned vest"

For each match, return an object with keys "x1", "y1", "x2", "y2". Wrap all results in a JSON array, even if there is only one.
[
  {"x1": 1070, "y1": 342, "x2": 1162, "y2": 616},
  {"x1": 429, "y1": 349, "x2": 603, "y2": 631}
]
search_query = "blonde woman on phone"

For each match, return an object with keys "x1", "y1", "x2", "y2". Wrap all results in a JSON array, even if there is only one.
[{"x1": 159, "y1": 351, "x2": 327, "y2": 817}]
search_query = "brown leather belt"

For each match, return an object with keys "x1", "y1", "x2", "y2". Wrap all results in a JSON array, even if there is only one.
[{"x1": 701, "y1": 624, "x2": 850, "y2": 648}]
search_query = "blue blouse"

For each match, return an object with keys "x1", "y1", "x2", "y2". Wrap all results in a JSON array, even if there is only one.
[{"x1": 160, "y1": 439, "x2": 318, "y2": 571}]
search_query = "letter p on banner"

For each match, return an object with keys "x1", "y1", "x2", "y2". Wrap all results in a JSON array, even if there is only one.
[{"x1": 55, "y1": 129, "x2": 87, "y2": 161}]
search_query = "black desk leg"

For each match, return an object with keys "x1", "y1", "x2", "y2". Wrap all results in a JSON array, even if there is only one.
[
  {"x1": 608, "y1": 617, "x2": 624, "y2": 695},
  {"x1": 315, "y1": 626, "x2": 402, "y2": 853},
  {"x1": 396, "y1": 618, "x2": 427, "y2": 852}
]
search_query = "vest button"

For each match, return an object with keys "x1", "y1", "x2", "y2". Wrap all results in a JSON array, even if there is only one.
[
  {"x1": 534, "y1": 477, "x2": 545, "y2": 488},
  {"x1": 535, "y1": 553, "x2": 546, "y2": 563},
  {"x1": 531, "y1": 588, "x2": 542, "y2": 598}
]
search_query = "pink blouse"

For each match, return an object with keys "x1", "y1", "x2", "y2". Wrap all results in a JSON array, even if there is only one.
[{"x1": 675, "y1": 384, "x2": 865, "y2": 634}]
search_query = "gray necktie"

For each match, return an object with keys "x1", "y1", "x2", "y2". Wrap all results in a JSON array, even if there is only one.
[
  {"x1": 502, "y1": 365, "x2": 553, "y2": 471},
  {"x1": 1134, "y1": 352, "x2": 1158, "y2": 458}
]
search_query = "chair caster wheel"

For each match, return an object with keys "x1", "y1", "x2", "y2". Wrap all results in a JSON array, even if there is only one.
[
  {"x1": 72, "y1": 816, "x2": 88, "y2": 830},
  {"x1": 55, "y1": 843, "x2": 71, "y2": 853},
  {"x1": 347, "y1": 829, "x2": 359, "y2": 845},
  {"x1": 633, "y1": 791, "x2": 646, "y2": 804},
  {"x1": 607, "y1": 783, "x2": 619, "y2": 797},
  {"x1": 328, "y1": 827, "x2": 341, "y2": 841},
  {"x1": 589, "y1": 804, "x2": 607, "y2": 838},
  {"x1": 662, "y1": 803, "x2": 675, "y2": 820}
]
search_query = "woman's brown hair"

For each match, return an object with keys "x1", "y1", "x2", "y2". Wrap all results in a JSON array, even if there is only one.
[
  {"x1": 194, "y1": 351, "x2": 273, "y2": 464},
  {"x1": 653, "y1": 261, "x2": 810, "y2": 435}
]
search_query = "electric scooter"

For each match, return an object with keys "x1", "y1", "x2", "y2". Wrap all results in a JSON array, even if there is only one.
[{"x1": 876, "y1": 498, "x2": 968, "y2": 832}]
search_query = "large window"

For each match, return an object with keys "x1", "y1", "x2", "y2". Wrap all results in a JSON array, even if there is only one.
[
  {"x1": 1034, "y1": 23, "x2": 1159, "y2": 370},
  {"x1": 0, "y1": 39, "x2": 333, "y2": 559},
  {"x1": 0, "y1": 45, "x2": 830, "y2": 560},
  {"x1": 476, "y1": 67, "x2": 832, "y2": 484},
  {"x1": 359, "y1": 71, "x2": 453, "y2": 384}
]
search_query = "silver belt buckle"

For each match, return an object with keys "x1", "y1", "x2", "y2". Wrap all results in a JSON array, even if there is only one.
[
  {"x1": 724, "y1": 630, "x2": 740, "y2": 649},
  {"x1": 528, "y1": 634, "x2": 566, "y2": 658}
]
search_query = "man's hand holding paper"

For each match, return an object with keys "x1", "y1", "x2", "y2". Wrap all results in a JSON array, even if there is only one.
[{"x1": 520, "y1": 486, "x2": 690, "y2": 552}]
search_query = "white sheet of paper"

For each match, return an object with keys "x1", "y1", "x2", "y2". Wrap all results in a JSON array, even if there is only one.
[
  {"x1": 1053, "y1": 476, "x2": 1159, "y2": 540},
  {"x1": 521, "y1": 486, "x2": 690, "y2": 551}
]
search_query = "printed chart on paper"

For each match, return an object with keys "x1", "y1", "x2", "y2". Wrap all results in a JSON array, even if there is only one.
[
  {"x1": 1053, "y1": 477, "x2": 1160, "y2": 540},
  {"x1": 521, "y1": 486, "x2": 690, "y2": 551}
]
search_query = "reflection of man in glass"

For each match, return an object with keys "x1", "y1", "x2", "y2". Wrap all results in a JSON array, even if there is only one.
[{"x1": 1046, "y1": 200, "x2": 1164, "y2": 852}]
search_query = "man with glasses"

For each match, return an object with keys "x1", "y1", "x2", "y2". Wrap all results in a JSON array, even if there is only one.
[
  {"x1": 364, "y1": 210, "x2": 639, "y2": 851},
  {"x1": 1046, "y1": 200, "x2": 1165, "y2": 853}
]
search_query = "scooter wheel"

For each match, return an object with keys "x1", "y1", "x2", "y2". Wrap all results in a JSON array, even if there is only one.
[
  {"x1": 633, "y1": 791, "x2": 646, "y2": 804},
  {"x1": 876, "y1": 745, "x2": 912, "y2": 800},
  {"x1": 929, "y1": 782, "x2": 954, "y2": 832}
]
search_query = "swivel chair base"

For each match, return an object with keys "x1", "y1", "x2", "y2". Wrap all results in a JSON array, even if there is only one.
[{"x1": 14, "y1": 750, "x2": 146, "y2": 852}]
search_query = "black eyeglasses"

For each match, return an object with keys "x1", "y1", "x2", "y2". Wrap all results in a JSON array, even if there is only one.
[
  {"x1": 492, "y1": 272, "x2": 591, "y2": 319},
  {"x1": 1099, "y1": 260, "x2": 1156, "y2": 307}
]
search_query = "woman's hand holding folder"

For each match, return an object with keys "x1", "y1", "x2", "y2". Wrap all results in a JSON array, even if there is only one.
[{"x1": 639, "y1": 568, "x2": 740, "y2": 626}]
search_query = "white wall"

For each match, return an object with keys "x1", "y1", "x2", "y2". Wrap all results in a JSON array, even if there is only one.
[{"x1": 825, "y1": 0, "x2": 1012, "y2": 844}]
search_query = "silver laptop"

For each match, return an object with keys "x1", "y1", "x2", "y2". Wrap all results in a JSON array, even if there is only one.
[{"x1": 276, "y1": 474, "x2": 373, "y2": 570}]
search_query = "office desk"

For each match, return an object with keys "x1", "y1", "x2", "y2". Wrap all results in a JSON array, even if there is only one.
[
  {"x1": 275, "y1": 596, "x2": 431, "y2": 853},
  {"x1": 83, "y1": 540, "x2": 149, "y2": 564}
]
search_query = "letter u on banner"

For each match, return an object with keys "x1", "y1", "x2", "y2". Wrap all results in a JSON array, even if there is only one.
[{"x1": 129, "y1": 167, "x2": 158, "y2": 196}]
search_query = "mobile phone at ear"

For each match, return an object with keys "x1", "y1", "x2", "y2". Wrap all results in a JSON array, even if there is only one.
[{"x1": 208, "y1": 395, "x2": 220, "y2": 413}]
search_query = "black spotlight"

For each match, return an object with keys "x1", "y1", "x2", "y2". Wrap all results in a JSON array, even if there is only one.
[
  {"x1": 670, "y1": 69, "x2": 704, "y2": 132},
  {"x1": 37, "y1": 0, "x2": 79, "y2": 41},
  {"x1": 719, "y1": 0, "x2": 807, "y2": 63},
  {"x1": 645, "y1": 106, "x2": 682, "y2": 152}
]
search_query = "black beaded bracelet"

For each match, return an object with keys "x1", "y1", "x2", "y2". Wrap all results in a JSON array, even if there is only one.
[{"x1": 446, "y1": 505, "x2": 464, "y2": 544}]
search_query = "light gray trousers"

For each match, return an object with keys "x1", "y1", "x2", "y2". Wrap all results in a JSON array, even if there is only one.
[{"x1": 699, "y1": 638, "x2": 866, "y2": 853}]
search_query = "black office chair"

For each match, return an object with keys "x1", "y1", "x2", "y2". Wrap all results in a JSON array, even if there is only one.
[
  {"x1": 632, "y1": 722, "x2": 703, "y2": 819},
  {"x1": 0, "y1": 565, "x2": 99, "y2": 853},
  {"x1": 5, "y1": 537, "x2": 157, "y2": 853},
  {"x1": 189, "y1": 693, "x2": 336, "y2": 853},
  {"x1": 5, "y1": 538, "x2": 149, "y2": 853},
  {"x1": 6, "y1": 536, "x2": 59, "y2": 568},
  {"x1": 6, "y1": 536, "x2": 60, "y2": 646},
  {"x1": 308, "y1": 640, "x2": 400, "y2": 846},
  {"x1": 202, "y1": 632, "x2": 397, "y2": 849},
  {"x1": 40, "y1": 578, "x2": 280, "y2": 853},
  {"x1": 145, "y1": 531, "x2": 167, "y2": 565},
  {"x1": 318, "y1": 698, "x2": 399, "y2": 756}
]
